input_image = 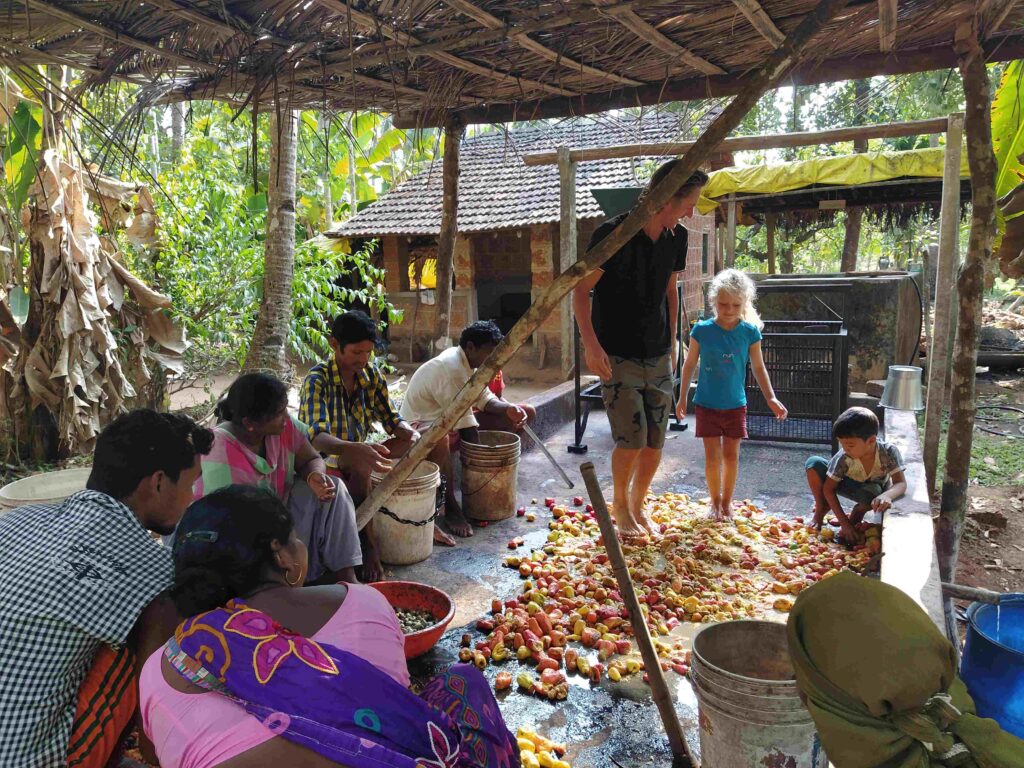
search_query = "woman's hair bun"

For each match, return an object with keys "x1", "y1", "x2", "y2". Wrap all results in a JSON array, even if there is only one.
[{"x1": 170, "y1": 564, "x2": 234, "y2": 617}]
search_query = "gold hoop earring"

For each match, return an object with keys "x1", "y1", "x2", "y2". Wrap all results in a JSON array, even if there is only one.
[{"x1": 285, "y1": 566, "x2": 302, "y2": 587}]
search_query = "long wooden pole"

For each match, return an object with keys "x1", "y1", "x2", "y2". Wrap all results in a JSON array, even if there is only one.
[
  {"x1": 726, "y1": 195, "x2": 737, "y2": 268},
  {"x1": 766, "y1": 212, "x2": 777, "y2": 274},
  {"x1": 937, "y1": 24, "x2": 997, "y2": 642},
  {"x1": 580, "y1": 462, "x2": 693, "y2": 765},
  {"x1": 522, "y1": 118, "x2": 949, "y2": 166},
  {"x1": 558, "y1": 146, "x2": 577, "y2": 378},
  {"x1": 432, "y1": 114, "x2": 463, "y2": 354},
  {"x1": 355, "y1": 0, "x2": 853, "y2": 523},
  {"x1": 923, "y1": 113, "x2": 964, "y2": 496}
]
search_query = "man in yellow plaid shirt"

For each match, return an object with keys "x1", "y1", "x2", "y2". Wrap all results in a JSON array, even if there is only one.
[{"x1": 299, "y1": 310, "x2": 423, "y2": 581}]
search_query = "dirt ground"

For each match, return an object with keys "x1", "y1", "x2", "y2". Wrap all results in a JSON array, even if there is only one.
[{"x1": 949, "y1": 371, "x2": 1024, "y2": 597}]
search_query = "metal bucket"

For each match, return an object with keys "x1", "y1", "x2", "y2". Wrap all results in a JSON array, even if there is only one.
[
  {"x1": 962, "y1": 595, "x2": 1024, "y2": 739},
  {"x1": 0, "y1": 467, "x2": 91, "y2": 513},
  {"x1": 460, "y1": 430, "x2": 520, "y2": 521},
  {"x1": 692, "y1": 620, "x2": 827, "y2": 768},
  {"x1": 370, "y1": 461, "x2": 440, "y2": 565}
]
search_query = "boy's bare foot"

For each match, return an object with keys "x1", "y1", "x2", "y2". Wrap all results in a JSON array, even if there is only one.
[
  {"x1": 433, "y1": 527, "x2": 456, "y2": 546},
  {"x1": 443, "y1": 503, "x2": 474, "y2": 538}
]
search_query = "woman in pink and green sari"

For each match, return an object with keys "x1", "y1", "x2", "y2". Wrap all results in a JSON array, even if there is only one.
[
  {"x1": 139, "y1": 485, "x2": 519, "y2": 768},
  {"x1": 195, "y1": 373, "x2": 363, "y2": 584}
]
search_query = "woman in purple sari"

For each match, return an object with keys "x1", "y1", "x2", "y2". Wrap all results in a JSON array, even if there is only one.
[{"x1": 138, "y1": 485, "x2": 519, "y2": 768}]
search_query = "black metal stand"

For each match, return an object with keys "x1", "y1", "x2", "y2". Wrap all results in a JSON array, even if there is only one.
[{"x1": 568, "y1": 321, "x2": 589, "y2": 453}]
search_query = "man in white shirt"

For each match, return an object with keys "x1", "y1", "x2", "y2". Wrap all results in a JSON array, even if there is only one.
[{"x1": 401, "y1": 321, "x2": 534, "y2": 537}]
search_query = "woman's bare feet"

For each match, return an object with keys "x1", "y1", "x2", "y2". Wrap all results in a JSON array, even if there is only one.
[{"x1": 719, "y1": 500, "x2": 733, "y2": 519}]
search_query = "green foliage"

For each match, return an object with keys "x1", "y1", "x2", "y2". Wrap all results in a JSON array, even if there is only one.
[
  {"x1": 3, "y1": 101, "x2": 42, "y2": 212},
  {"x1": 289, "y1": 237, "x2": 403, "y2": 362}
]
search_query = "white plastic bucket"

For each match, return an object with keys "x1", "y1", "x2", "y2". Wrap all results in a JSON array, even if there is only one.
[
  {"x1": 460, "y1": 431, "x2": 520, "y2": 521},
  {"x1": 0, "y1": 467, "x2": 91, "y2": 513},
  {"x1": 691, "y1": 620, "x2": 827, "y2": 768},
  {"x1": 371, "y1": 461, "x2": 440, "y2": 565}
]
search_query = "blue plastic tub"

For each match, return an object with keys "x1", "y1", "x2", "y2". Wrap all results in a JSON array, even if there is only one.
[{"x1": 961, "y1": 594, "x2": 1024, "y2": 739}]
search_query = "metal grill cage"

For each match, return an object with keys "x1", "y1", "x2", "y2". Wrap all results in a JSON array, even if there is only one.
[{"x1": 745, "y1": 320, "x2": 849, "y2": 447}]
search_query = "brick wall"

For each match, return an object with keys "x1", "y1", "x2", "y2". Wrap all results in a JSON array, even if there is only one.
[{"x1": 682, "y1": 211, "x2": 716, "y2": 317}]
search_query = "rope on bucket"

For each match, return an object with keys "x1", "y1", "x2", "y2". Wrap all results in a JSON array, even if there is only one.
[{"x1": 377, "y1": 475, "x2": 446, "y2": 527}]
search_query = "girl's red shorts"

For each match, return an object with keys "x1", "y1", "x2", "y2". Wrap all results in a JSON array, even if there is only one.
[{"x1": 694, "y1": 405, "x2": 748, "y2": 439}]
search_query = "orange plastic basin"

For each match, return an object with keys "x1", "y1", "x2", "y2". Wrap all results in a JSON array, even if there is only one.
[{"x1": 368, "y1": 581, "x2": 455, "y2": 659}]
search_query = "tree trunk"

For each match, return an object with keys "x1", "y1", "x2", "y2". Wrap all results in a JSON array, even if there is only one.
[
  {"x1": 347, "y1": 113, "x2": 358, "y2": 216},
  {"x1": 766, "y1": 213, "x2": 777, "y2": 274},
  {"x1": 244, "y1": 108, "x2": 298, "y2": 379},
  {"x1": 432, "y1": 114, "x2": 463, "y2": 354},
  {"x1": 170, "y1": 103, "x2": 185, "y2": 162},
  {"x1": 355, "y1": 0, "x2": 853, "y2": 524},
  {"x1": 840, "y1": 79, "x2": 869, "y2": 271},
  {"x1": 936, "y1": 25, "x2": 997, "y2": 636},
  {"x1": 319, "y1": 112, "x2": 334, "y2": 227}
]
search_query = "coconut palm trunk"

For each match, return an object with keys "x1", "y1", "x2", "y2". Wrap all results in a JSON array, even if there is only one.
[{"x1": 245, "y1": 108, "x2": 298, "y2": 379}]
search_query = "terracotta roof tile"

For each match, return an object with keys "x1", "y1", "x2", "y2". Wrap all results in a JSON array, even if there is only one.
[{"x1": 328, "y1": 114, "x2": 715, "y2": 237}]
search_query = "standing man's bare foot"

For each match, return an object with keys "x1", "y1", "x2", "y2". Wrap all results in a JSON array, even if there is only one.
[
  {"x1": 630, "y1": 502, "x2": 658, "y2": 536},
  {"x1": 612, "y1": 500, "x2": 644, "y2": 537},
  {"x1": 443, "y1": 502, "x2": 474, "y2": 538},
  {"x1": 433, "y1": 527, "x2": 456, "y2": 546}
]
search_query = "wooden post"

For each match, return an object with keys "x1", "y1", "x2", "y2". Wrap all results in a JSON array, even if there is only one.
[
  {"x1": 937, "y1": 25, "x2": 997, "y2": 642},
  {"x1": 766, "y1": 212, "x2": 777, "y2": 274},
  {"x1": 580, "y1": 463, "x2": 694, "y2": 766},
  {"x1": 433, "y1": 113, "x2": 463, "y2": 354},
  {"x1": 558, "y1": 146, "x2": 577, "y2": 378},
  {"x1": 924, "y1": 113, "x2": 963, "y2": 496},
  {"x1": 715, "y1": 222, "x2": 725, "y2": 273},
  {"x1": 354, "y1": 0, "x2": 854, "y2": 523},
  {"x1": 726, "y1": 195, "x2": 737, "y2": 267}
]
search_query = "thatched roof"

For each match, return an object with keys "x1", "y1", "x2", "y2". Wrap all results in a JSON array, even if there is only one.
[
  {"x1": 327, "y1": 112, "x2": 719, "y2": 237},
  {"x1": 3, "y1": 1, "x2": 1024, "y2": 126}
]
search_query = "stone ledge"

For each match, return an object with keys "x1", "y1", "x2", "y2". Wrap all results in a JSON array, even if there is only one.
[
  {"x1": 881, "y1": 409, "x2": 945, "y2": 634},
  {"x1": 520, "y1": 377, "x2": 598, "y2": 452}
]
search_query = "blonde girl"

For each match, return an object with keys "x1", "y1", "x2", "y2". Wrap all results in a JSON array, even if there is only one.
[{"x1": 677, "y1": 269, "x2": 787, "y2": 519}]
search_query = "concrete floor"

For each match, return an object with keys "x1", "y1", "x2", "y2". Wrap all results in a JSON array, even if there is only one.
[{"x1": 389, "y1": 410, "x2": 831, "y2": 768}]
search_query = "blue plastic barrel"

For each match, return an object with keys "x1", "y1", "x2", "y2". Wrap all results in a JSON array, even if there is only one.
[{"x1": 961, "y1": 594, "x2": 1024, "y2": 739}]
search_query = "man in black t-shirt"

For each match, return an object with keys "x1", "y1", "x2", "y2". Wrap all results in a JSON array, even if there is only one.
[{"x1": 573, "y1": 160, "x2": 708, "y2": 537}]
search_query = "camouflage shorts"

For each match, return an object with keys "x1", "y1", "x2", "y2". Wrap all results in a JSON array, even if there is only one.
[{"x1": 601, "y1": 354, "x2": 674, "y2": 450}]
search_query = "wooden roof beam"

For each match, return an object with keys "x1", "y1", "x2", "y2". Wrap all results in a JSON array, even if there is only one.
[
  {"x1": 595, "y1": 1, "x2": 726, "y2": 76},
  {"x1": 22, "y1": 0, "x2": 217, "y2": 72},
  {"x1": 444, "y1": 0, "x2": 643, "y2": 87},
  {"x1": 879, "y1": 0, "x2": 897, "y2": 52},
  {"x1": 982, "y1": 0, "x2": 1022, "y2": 36},
  {"x1": 393, "y1": 35, "x2": 1024, "y2": 127},
  {"x1": 323, "y1": 0, "x2": 648, "y2": 72},
  {"x1": 731, "y1": 0, "x2": 786, "y2": 47},
  {"x1": 315, "y1": 0, "x2": 578, "y2": 97},
  {"x1": 522, "y1": 117, "x2": 950, "y2": 165}
]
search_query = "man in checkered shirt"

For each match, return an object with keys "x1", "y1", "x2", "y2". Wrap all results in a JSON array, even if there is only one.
[
  {"x1": 0, "y1": 410, "x2": 213, "y2": 767},
  {"x1": 299, "y1": 310, "x2": 420, "y2": 582}
]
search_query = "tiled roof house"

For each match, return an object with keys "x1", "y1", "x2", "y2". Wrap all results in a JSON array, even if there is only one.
[{"x1": 327, "y1": 116, "x2": 719, "y2": 364}]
